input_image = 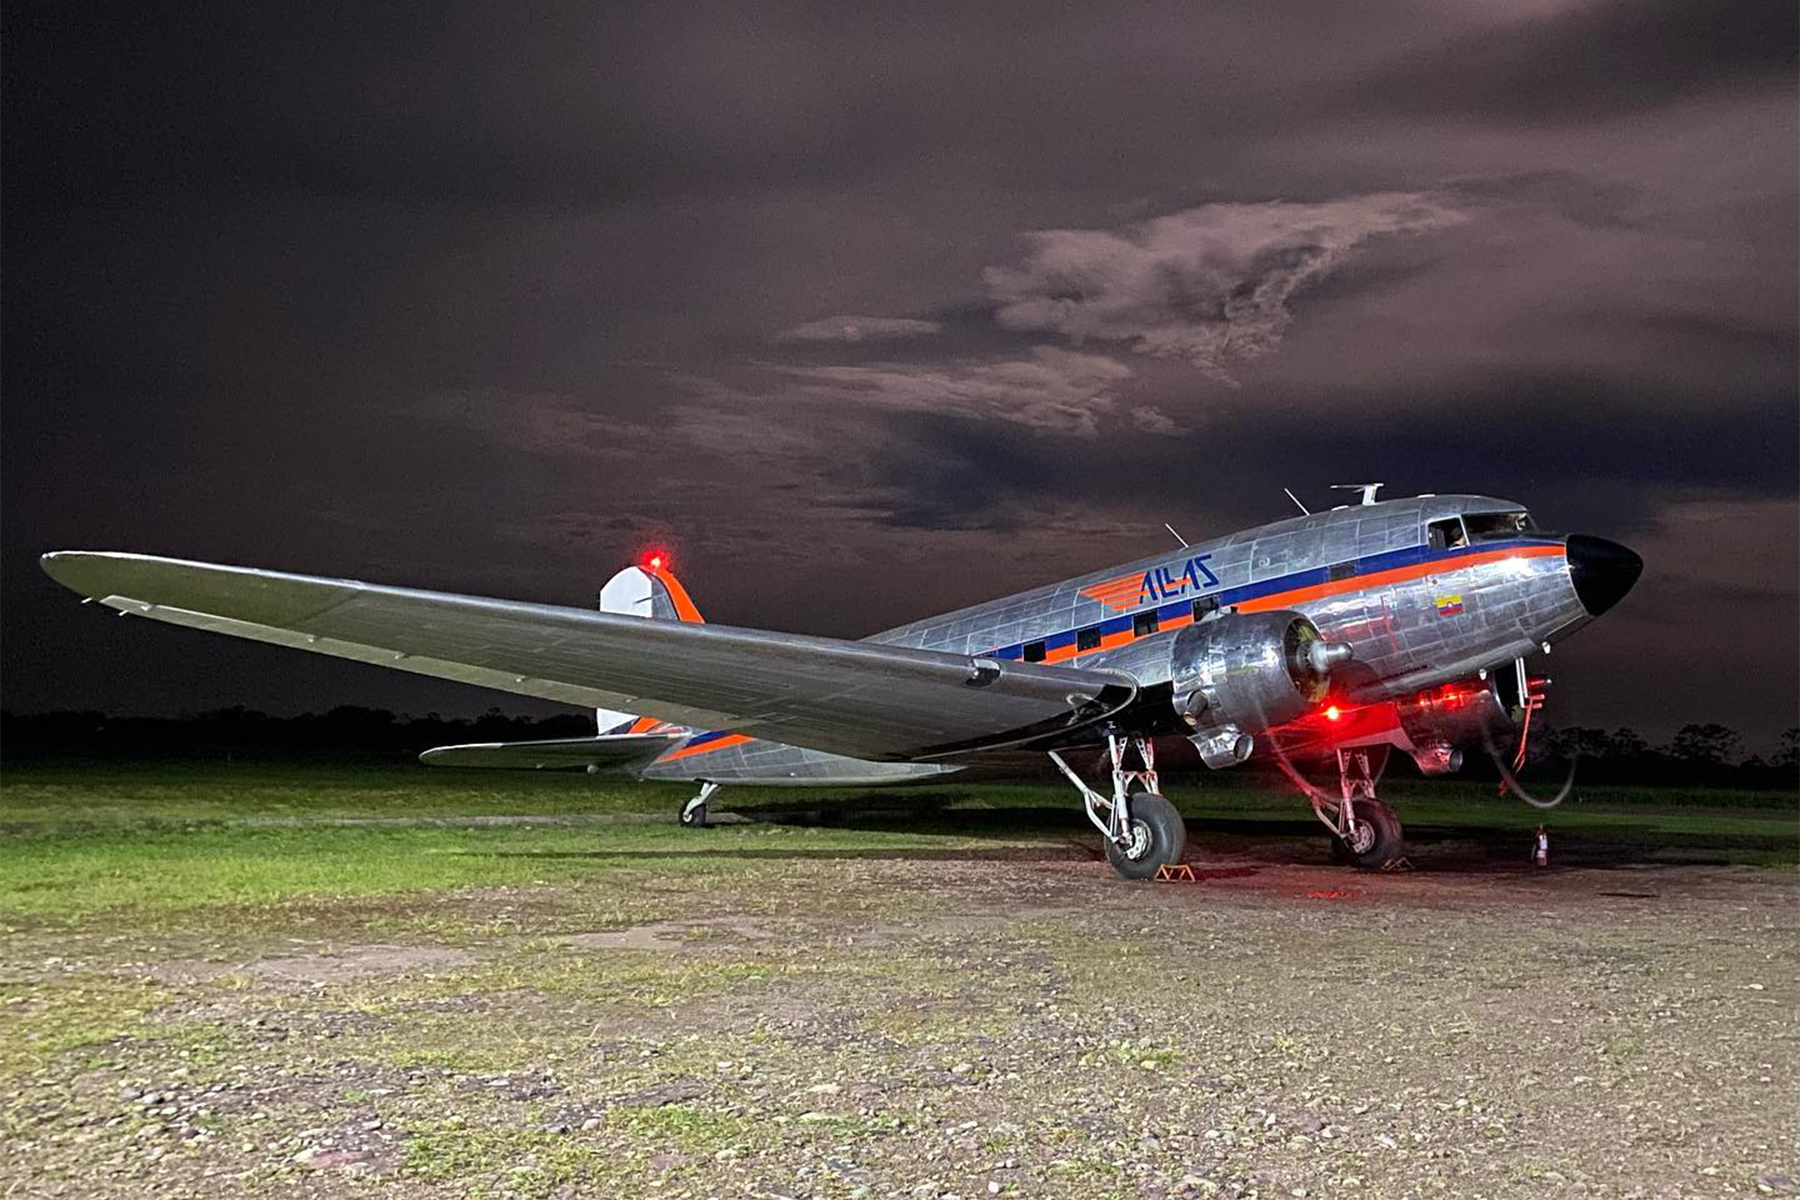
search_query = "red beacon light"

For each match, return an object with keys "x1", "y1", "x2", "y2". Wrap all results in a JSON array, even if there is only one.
[
  {"x1": 641, "y1": 549, "x2": 670, "y2": 573},
  {"x1": 1325, "y1": 704, "x2": 1342, "y2": 721}
]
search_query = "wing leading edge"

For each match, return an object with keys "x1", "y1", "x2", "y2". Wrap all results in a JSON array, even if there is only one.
[{"x1": 41, "y1": 552, "x2": 1137, "y2": 762}]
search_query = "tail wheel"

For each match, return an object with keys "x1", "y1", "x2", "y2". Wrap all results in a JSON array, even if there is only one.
[
  {"x1": 1334, "y1": 799, "x2": 1403, "y2": 870},
  {"x1": 1105, "y1": 792, "x2": 1188, "y2": 881}
]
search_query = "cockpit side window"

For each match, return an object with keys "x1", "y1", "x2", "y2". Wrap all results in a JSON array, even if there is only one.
[
  {"x1": 1463, "y1": 511, "x2": 1535, "y2": 541},
  {"x1": 1426, "y1": 517, "x2": 1468, "y2": 552}
]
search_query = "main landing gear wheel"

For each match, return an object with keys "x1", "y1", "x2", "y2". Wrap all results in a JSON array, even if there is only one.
[
  {"x1": 1313, "y1": 748, "x2": 1407, "y2": 870},
  {"x1": 680, "y1": 782, "x2": 718, "y2": 828},
  {"x1": 1331, "y1": 798, "x2": 1403, "y2": 869},
  {"x1": 1104, "y1": 791, "x2": 1188, "y2": 881},
  {"x1": 1048, "y1": 733, "x2": 1190, "y2": 882}
]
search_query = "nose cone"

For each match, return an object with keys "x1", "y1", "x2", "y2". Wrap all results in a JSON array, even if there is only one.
[{"x1": 1567, "y1": 534, "x2": 1643, "y2": 616}]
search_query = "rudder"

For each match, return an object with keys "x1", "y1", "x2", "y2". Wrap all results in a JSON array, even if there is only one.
[{"x1": 592, "y1": 559, "x2": 705, "y2": 734}]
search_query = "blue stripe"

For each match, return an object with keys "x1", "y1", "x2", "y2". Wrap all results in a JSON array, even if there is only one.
[{"x1": 993, "y1": 538, "x2": 1558, "y2": 661}]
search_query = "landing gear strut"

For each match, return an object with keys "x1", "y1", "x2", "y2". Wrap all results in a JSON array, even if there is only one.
[
  {"x1": 1312, "y1": 748, "x2": 1404, "y2": 869},
  {"x1": 680, "y1": 781, "x2": 717, "y2": 828},
  {"x1": 1049, "y1": 733, "x2": 1187, "y2": 881}
]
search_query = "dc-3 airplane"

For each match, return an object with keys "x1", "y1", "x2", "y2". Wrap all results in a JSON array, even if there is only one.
[{"x1": 42, "y1": 485, "x2": 1641, "y2": 879}]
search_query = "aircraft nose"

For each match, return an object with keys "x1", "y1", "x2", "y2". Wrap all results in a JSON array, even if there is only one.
[{"x1": 1566, "y1": 534, "x2": 1643, "y2": 616}]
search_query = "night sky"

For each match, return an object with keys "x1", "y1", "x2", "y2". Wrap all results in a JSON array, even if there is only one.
[{"x1": 4, "y1": 1, "x2": 1796, "y2": 747}]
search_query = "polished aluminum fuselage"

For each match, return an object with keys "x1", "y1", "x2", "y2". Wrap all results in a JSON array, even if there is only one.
[{"x1": 641, "y1": 495, "x2": 1590, "y2": 784}]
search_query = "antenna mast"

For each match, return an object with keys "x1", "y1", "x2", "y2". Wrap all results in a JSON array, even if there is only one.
[{"x1": 1329, "y1": 482, "x2": 1386, "y2": 507}]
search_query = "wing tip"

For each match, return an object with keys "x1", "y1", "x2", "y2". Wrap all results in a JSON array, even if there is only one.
[
  {"x1": 40, "y1": 550, "x2": 104, "y2": 594},
  {"x1": 41, "y1": 550, "x2": 222, "y2": 599},
  {"x1": 41, "y1": 549, "x2": 158, "y2": 597}
]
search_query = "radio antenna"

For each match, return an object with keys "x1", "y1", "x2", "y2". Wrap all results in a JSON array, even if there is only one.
[
  {"x1": 1163, "y1": 523, "x2": 1189, "y2": 548},
  {"x1": 1283, "y1": 487, "x2": 1311, "y2": 516}
]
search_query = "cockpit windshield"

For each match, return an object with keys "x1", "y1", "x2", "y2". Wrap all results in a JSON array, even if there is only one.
[{"x1": 1463, "y1": 511, "x2": 1534, "y2": 541}]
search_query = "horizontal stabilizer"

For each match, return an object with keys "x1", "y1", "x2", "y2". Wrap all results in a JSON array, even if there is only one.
[{"x1": 420, "y1": 732, "x2": 683, "y2": 771}]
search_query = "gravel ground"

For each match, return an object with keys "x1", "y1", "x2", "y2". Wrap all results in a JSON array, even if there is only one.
[{"x1": 3, "y1": 824, "x2": 1796, "y2": 1199}]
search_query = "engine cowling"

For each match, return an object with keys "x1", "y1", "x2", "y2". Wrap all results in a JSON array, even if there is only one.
[
  {"x1": 1171, "y1": 610, "x2": 1353, "y2": 767},
  {"x1": 1393, "y1": 677, "x2": 1523, "y2": 774}
]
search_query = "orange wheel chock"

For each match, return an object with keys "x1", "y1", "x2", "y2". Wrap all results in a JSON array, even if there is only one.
[{"x1": 1154, "y1": 863, "x2": 1197, "y2": 883}]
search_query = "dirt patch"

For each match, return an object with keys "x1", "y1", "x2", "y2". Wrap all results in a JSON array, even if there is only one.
[
  {"x1": 561, "y1": 915, "x2": 780, "y2": 951},
  {"x1": 152, "y1": 942, "x2": 476, "y2": 985},
  {"x1": 8, "y1": 845, "x2": 1796, "y2": 1199}
]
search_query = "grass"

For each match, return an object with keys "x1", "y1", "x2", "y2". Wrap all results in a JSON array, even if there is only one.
[
  {"x1": 0, "y1": 975, "x2": 172, "y2": 1077},
  {"x1": 0, "y1": 761, "x2": 668, "y2": 826},
  {"x1": 0, "y1": 812, "x2": 1038, "y2": 927},
  {"x1": 402, "y1": 1122, "x2": 613, "y2": 1198},
  {"x1": 606, "y1": 1103, "x2": 758, "y2": 1150},
  {"x1": 2, "y1": 762, "x2": 1793, "y2": 929}
]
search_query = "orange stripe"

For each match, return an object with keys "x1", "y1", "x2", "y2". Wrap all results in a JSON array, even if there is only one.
[
  {"x1": 625, "y1": 715, "x2": 663, "y2": 735},
  {"x1": 658, "y1": 733, "x2": 752, "y2": 762},
  {"x1": 642, "y1": 563, "x2": 705, "y2": 624},
  {"x1": 1235, "y1": 545, "x2": 1564, "y2": 613},
  {"x1": 1068, "y1": 546, "x2": 1563, "y2": 661}
]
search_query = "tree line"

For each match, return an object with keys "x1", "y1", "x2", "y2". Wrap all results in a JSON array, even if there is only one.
[
  {"x1": 1, "y1": 707, "x2": 1795, "y2": 789},
  {"x1": 1523, "y1": 722, "x2": 1798, "y2": 788},
  {"x1": 0, "y1": 706, "x2": 594, "y2": 761}
]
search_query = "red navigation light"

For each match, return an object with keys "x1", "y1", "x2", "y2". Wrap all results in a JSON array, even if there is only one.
[
  {"x1": 1326, "y1": 705, "x2": 1342, "y2": 721},
  {"x1": 642, "y1": 548, "x2": 669, "y2": 572}
]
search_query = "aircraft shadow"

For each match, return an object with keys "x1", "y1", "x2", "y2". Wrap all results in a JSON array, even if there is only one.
[
  {"x1": 731, "y1": 796, "x2": 1783, "y2": 870},
  {"x1": 479, "y1": 845, "x2": 1094, "y2": 864},
  {"x1": 476, "y1": 793, "x2": 1787, "y2": 873}
]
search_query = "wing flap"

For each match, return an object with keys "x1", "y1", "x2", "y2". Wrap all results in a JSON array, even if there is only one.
[{"x1": 42, "y1": 552, "x2": 1138, "y2": 761}]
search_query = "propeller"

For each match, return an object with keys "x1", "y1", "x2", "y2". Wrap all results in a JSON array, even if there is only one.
[{"x1": 1478, "y1": 657, "x2": 1575, "y2": 809}]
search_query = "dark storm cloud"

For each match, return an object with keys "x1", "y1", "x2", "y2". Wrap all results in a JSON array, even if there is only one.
[
  {"x1": 885, "y1": 373, "x2": 1800, "y2": 525},
  {"x1": 3, "y1": 0, "x2": 1795, "y2": 744},
  {"x1": 33, "y1": 0, "x2": 1782, "y2": 211}
]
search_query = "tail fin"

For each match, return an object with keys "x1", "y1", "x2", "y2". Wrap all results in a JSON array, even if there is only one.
[{"x1": 592, "y1": 560, "x2": 705, "y2": 735}]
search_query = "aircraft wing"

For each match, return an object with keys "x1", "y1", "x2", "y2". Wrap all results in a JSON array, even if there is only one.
[
  {"x1": 419, "y1": 733, "x2": 684, "y2": 771},
  {"x1": 40, "y1": 552, "x2": 1138, "y2": 762}
]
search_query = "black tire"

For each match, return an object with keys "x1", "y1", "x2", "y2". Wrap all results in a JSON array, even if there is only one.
[
  {"x1": 1334, "y1": 798, "x2": 1403, "y2": 869},
  {"x1": 679, "y1": 801, "x2": 708, "y2": 828},
  {"x1": 1104, "y1": 792, "x2": 1188, "y2": 881}
]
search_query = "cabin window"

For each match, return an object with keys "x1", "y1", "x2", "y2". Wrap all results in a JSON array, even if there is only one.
[
  {"x1": 1076, "y1": 625, "x2": 1103, "y2": 651},
  {"x1": 1328, "y1": 561, "x2": 1356, "y2": 582},
  {"x1": 1426, "y1": 517, "x2": 1469, "y2": 552},
  {"x1": 1133, "y1": 611, "x2": 1160, "y2": 638},
  {"x1": 1022, "y1": 640, "x2": 1047, "y2": 663},
  {"x1": 1463, "y1": 511, "x2": 1534, "y2": 541}
]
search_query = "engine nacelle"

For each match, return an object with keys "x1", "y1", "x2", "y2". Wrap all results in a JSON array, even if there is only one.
[
  {"x1": 1393, "y1": 677, "x2": 1522, "y2": 774},
  {"x1": 1171, "y1": 610, "x2": 1352, "y2": 767}
]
